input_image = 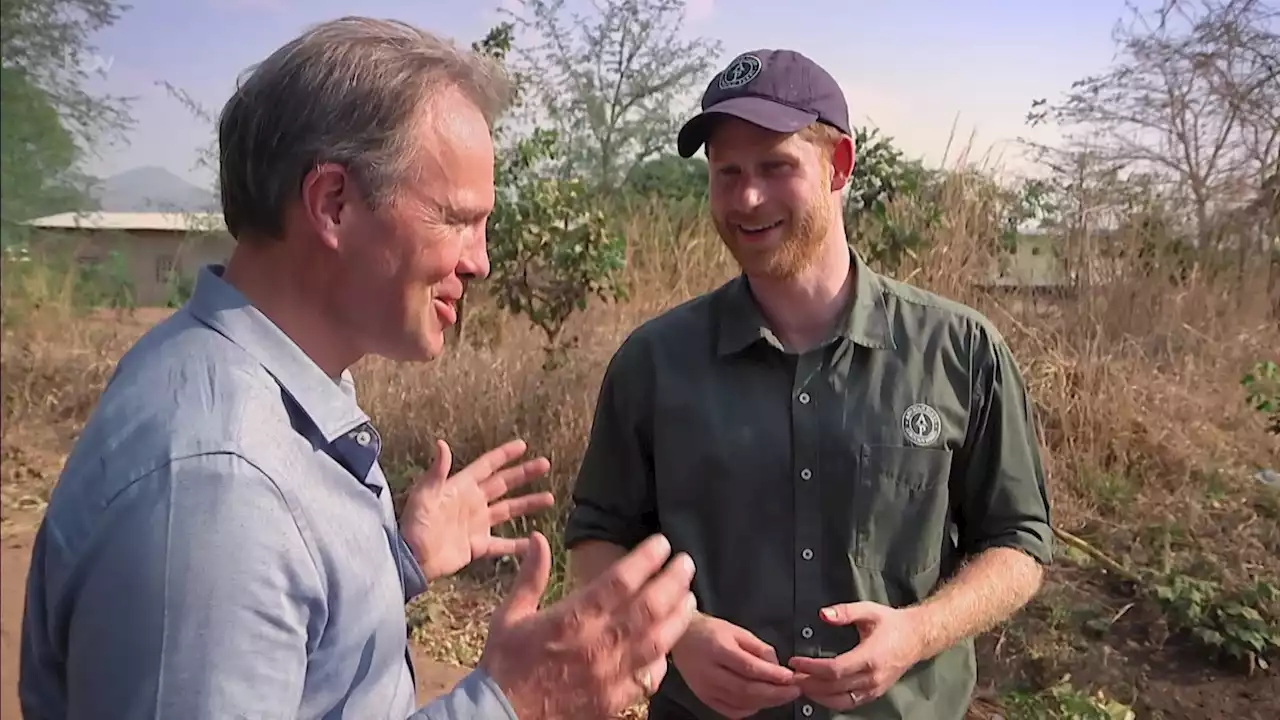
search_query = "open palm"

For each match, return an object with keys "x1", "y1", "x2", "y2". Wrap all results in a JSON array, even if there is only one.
[{"x1": 400, "y1": 438, "x2": 555, "y2": 581}]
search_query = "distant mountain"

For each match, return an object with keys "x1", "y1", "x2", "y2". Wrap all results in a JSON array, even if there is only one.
[{"x1": 90, "y1": 166, "x2": 219, "y2": 213}]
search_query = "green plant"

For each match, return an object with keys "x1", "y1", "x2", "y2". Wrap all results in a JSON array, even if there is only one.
[
  {"x1": 164, "y1": 273, "x2": 194, "y2": 309},
  {"x1": 1241, "y1": 360, "x2": 1279, "y2": 434},
  {"x1": 486, "y1": 128, "x2": 628, "y2": 368},
  {"x1": 1153, "y1": 574, "x2": 1280, "y2": 673},
  {"x1": 842, "y1": 126, "x2": 941, "y2": 272},
  {"x1": 475, "y1": 24, "x2": 629, "y2": 367},
  {"x1": 73, "y1": 250, "x2": 135, "y2": 309},
  {"x1": 1002, "y1": 676, "x2": 1137, "y2": 719}
]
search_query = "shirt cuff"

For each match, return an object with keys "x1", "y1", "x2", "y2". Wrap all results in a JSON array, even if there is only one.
[
  {"x1": 409, "y1": 667, "x2": 518, "y2": 720},
  {"x1": 563, "y1": 501, "x2": 650, "y2": 552},
  {"x1": 395, "y1": 529, "x2": 429, "y2": 601}
]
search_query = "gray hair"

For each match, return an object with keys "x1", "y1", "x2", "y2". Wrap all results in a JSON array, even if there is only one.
[{"x1": 217, "y1": 16, "x2": 513, "y2": 241}]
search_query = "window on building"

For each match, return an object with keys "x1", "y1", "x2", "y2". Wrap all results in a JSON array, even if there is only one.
[{"x1": 155, "y1": 254, "x2": 177, "y2": 283}]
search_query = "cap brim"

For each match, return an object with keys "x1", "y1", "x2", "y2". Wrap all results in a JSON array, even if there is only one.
[{"x1": 676, "y1": 96, "x2": 819, "y2": 158}]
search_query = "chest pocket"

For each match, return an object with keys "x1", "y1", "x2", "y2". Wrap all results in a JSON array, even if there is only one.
[{"x1": 851, "y1": 443, "x2": 953, "y2": 577}]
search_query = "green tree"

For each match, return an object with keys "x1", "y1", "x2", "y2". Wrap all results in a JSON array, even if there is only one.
[
  {"x1": 0, "y1": 67, "x2": 87, "y2": 241},
  {"x1": 473, "y1": 24, "x2": 628, "y2": 367},
  {"x1": 842, "y1": 126, "x2": 943, "y2": 271},
  {"x1": 500, "y1": 0, "x2": 722, "y2": 193},
  {"x1": 1027, "y1": 0, "x2": 1279, "y2": 259},
  {"x1": 624, "y1": 153, "x2": 708, "y2": 203},
  {"x1": 0, "y1": 0, "x2": 132, "y2": 149},
  {"x1": 0, "y1": 0, "x2": 132, "y2": 243}
]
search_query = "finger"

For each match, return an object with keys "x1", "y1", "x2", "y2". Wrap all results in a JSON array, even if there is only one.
[
  {"x1": 622, "y1": 552, "x2": 697, "y2": 647},
  {"x1": 609, "y1": 654, "x2": 669, "y2": 713},
  {"x1": 790, "y1": 650, "x2": 873, "y2": 693},
  {"x1": 458, "y1": 439, "x2": 529, "y2": 482},
  {"x1": 488, "y1": 492, "x2": 556, "y2": 526},
  {"x1": 796, "y1": 672, "x2": 876, "y2": 702},
  {"x1": 786, "y1": 655, "x2": 846, "y2": 681},
  {"x1": 423, "y1": 439, "x2": 452, "y2": 485},
  {"x1": 491, "y1": 532, "x2": 550, "y2": 625},
  {"x1": 476, "y1": 535, "x2": 532, "y2": 560},
  {"x1": 808, "y1": 692, "x2": 855, "y2": 711},
  {"x1": 809, "y1": 686, "x2": 876, "y2": 711},
  {"x1": 478, "y1": 458, "x2": 552, "y2": 502},
  {"x1": 638, "y1": 655, "x2": 668, "y2": 697},
  {"x1": 733, "y1": 677, "x2": 803, "y2": 706},
  {"x1": 700, "y1": 668, "x2": 800, "y2": 719},
  {"x1": 819, "y1": 601, "x2": 883, "y2": 627},
  {"x1": 578, "y1": 534, "x2": 675, "y2": 612},
  {"x1": 733, "y1": 629, "x2": 782, "y2": 665},
  {"x1": 626, "y1": 590, "x2": 698, "y2": 670},
  {"x1": 840, "y1": 673, "x2": 880, "y2": 696},
  {"x1": 714, "y1": 642, "x2": 796, "y2": 686}
]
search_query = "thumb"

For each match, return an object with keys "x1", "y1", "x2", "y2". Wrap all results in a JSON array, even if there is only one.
[
  {"x1": 424, "y1": 439, "x2": 452, "y2": 484},
  {"x1": 733, "y1": 627, "x2": 781, "y2": 664},
  {"x1": 493, "y1": 531, "x2": 550, "y2": 625},
  {"x1": 819, "y1": 601, "x2": 884, "y2": 628}
]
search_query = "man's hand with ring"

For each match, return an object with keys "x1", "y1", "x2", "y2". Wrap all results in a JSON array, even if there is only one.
[
  {"x1": 478, "y1": 532, "x2": 698, "y2": 720},
  {"x1": 788, "y1": 601, "x2": 926, "y2": 709}
]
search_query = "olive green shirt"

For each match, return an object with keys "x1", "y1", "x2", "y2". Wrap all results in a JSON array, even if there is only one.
[{"x1": 565, "y1": 248, "x2": 1053, "y2": 720}]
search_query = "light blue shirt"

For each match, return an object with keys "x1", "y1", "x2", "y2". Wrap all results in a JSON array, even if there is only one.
[{"x1": 19, "y1": 265, "x2": 518, "y2": 720}]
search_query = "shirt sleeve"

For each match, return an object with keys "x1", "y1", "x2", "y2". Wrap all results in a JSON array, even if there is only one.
[
  {"x1": 394, "y1": 528, "x2": 429, "y2": 601},
  {"x1": 564, "y1": 334, "x2": 659, "y2": 552},
  {"x1": 49, "y1": 452, "x2": 324, "y2": 719},
  {"x1": 407, "y1": 669, "x2": 518, "y2": 720},
  {"x1": 954, "y1": 324, "x2": 1054, "y2": 565}
]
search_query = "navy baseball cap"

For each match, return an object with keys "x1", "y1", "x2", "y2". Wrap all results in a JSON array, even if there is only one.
[{"x1": 677, "y1": 49, "x2": 851, "y2": 158}]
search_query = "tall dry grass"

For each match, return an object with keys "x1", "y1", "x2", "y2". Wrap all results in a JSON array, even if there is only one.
[{"x1": 2, "y1": 174, "x2": 1277, "y2": 591}]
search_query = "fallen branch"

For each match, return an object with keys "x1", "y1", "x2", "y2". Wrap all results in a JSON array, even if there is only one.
[{"x1": 1051, "y1": 525, "x2": 1143, "y2": 584}]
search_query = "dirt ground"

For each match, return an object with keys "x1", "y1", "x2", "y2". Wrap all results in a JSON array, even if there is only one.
[{"x1": 0, "y1": 510, "x2": 471, "y2": 719}]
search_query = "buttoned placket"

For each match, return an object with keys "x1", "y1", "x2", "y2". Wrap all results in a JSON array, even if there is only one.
[
  {"x1": 791, "y1": 349, "x2": 826, "y2": 720},
  {"x1": 333, "y1": 421, "x2": 422, "y2": 689}
]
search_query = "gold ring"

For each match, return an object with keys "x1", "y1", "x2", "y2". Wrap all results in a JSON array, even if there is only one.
[{"x1": 637, "y1": 668, "x2": 655, "y2": 697}]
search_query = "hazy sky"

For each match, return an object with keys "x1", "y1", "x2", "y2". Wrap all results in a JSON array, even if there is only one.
[{"x1": 81, "y1": 0, "x2": 1136, "y2": 189}]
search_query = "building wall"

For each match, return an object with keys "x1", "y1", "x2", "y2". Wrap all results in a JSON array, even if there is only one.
[{"x1": 34, "y1": 228, "x2": 235, "y2": 306}]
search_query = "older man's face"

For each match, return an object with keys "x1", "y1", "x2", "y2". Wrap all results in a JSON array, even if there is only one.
[{"x1": 335, "y1": 85, "x2": 496, "y2": 363}]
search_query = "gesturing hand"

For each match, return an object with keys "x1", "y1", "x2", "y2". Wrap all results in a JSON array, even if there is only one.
[
  {"x1": 479, "y1": 532, "x2": 699, "y2": 720},
  {"x1": 670, "y1": 614, "x2": 799, "y2": 718},
  {"x1": 400, "y1": 438, "x2": 554, "y2": 581},
  {"x1": 788, "y1": 602, "x2": 926, "y2": 710}
]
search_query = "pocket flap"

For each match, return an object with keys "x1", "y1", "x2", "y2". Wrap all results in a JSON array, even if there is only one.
[{"x1": 861, "y1": 444, "x2": 953, "y2": 492}]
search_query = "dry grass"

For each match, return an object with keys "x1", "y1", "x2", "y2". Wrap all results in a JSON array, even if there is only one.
[{"x1": 2, "y1": 175, "x2": 1277, "y2": 716}]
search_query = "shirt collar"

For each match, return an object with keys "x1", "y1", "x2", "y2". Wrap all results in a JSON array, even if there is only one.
[
  {"x1": 716, "y1": 245, "x2": 896, "y2": 356},
  {"x1": 184, "y1": 264, "x2": 370, "y2": 443}
]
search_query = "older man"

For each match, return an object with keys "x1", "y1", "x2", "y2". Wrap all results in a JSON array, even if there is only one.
[
  {"x1": 565, "y1": 49, "x2": 1053, "y2": 720},
  {"x1": 19, "y1": 17, "x2": 695, "y2": 720}
]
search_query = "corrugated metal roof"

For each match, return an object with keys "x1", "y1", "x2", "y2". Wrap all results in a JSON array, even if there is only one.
[{"x1": 22, "y1": 211, "x2": 227, "y2": 232}]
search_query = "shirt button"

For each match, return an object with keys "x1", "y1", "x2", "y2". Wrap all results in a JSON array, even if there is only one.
[
  {"x1": 800, "y1": 468, "x2": 812, "y2": 480},
  {"x1": 354, "y1": 429, "x2": 372, "y2": 446},
  {"x1": 801, "y1": 626, "x2": 813, "y2": 639},
  {"x1": 802, "y1": 704, "x2": 814, "y2": 717},
  {"x1": 801, "y1": 548, "x2": 814, "y2": 560},
  {"x1": 798, "y1": 392, "x2": 811, "y2": 404}
]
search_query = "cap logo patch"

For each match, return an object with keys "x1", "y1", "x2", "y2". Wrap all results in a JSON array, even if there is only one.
[
  {"x1": 902, "y1": 403, "x2": 942, "y2": 446},
  {"x1": 718, "y1": 54, "x2": 762, "y2": 89}
]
